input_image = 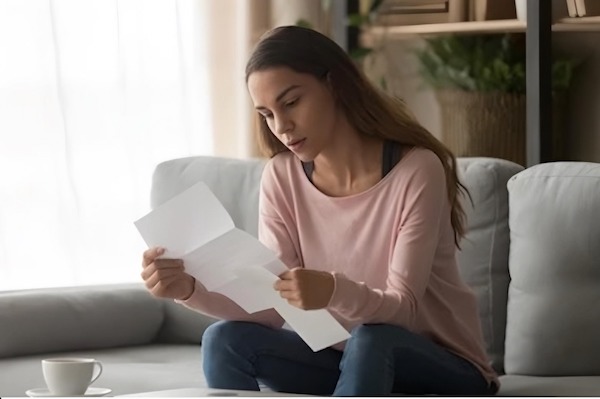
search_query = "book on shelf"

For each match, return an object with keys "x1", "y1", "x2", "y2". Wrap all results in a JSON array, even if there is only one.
[
  {"x1": 378, "y1": 0, "x2": 449, "y2": 14},
  {"x1": 566, "y1": 0, "x2": 578, "y2": 17},
  {"x1": 374, "y1": 0, "x2": 467, "y2": 25},
  {"x1": 554, "y1": 0, "x2": 574, "y2": 20},
  {"x1": 574, "y1": 0, "x2": 600, "y2": 17},
  {"x1": 469, "y1": 0, "x2": 516, "y2": 21}
]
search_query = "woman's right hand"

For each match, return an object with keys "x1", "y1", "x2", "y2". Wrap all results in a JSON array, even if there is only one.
[{"x1": 141, "y1": 247, "x2": 195, "y2": 301}]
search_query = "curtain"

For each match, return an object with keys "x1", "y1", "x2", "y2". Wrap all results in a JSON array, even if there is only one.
[
  {"x1": 0, "y1": 0, "x2": 338, "y2": 291},
  {"x1": 208, "y1": 0, "x2": 345, "y2": 158},
  {"x1": 0, "y1": 0, "x2": 242, "y2": 291}
]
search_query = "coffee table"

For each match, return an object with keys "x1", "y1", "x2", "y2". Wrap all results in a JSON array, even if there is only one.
[{"x1": 119, "y1": 387, "x2": 310, "y2": 397}]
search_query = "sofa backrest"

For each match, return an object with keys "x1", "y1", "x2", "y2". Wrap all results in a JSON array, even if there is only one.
[
  {"x1": 505, "y1": 161, "x2": 600, "y2": 375},
  {"x1": 154, "y1": 297, "x2": 218, "y2": 344},
  {"x1": 456, "y1": 158, "x2": 524, "y2": 374},
  {"x1": 0, "y1": 284, "x2": 163, "y2": 359},
  {"x1": 150, "y1": 156, "x2": 267, "y2": 237}
]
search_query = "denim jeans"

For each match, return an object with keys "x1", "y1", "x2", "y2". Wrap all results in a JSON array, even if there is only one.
[{"x1": 202, "y1": 321, "x2": 497, "y2": 396}]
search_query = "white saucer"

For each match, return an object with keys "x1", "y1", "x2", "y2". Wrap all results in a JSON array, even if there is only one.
[{"x1": 26, "y1": 387, "x2": 112, "y2": 397}]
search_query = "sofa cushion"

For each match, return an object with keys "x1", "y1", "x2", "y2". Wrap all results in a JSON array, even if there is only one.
[
  {"x1": 155, "y1": 298, "x2": 218, "y2": 344},
  {"x1": 0, "y1": 284, "x2": 164, "y2": 359},
  {"x1": 498, "y1": 375, "x2": 600, "y2": 396},
  {"x1": 456, "y1": 158, "x2": 524, "y2": 374},
  {"x1": 151, "y1": 156, "x2": 266, "y2": 237},
  {"x1": 505, "y1": 162, "x2": 600, "y2": 375}
]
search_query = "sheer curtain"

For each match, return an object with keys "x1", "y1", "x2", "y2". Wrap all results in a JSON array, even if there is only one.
[{"x1": 0, "y1": 0, "x2": 257, "y2": 291}]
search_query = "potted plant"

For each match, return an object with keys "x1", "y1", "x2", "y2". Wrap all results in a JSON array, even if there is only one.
[{"x1": 415, "y1": 33, "x2": 576, "y2": 165}]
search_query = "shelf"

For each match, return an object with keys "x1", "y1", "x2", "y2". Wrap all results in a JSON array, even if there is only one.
[
  {"x1": 368, "y1": 19, "x2": 525, "y2": 37},
  {"x1": 363, "y1": 17, "x2": 600, "y2": 41},
  {"x1": 554, "y1": 16, "x2": 600, "y2": 31}
]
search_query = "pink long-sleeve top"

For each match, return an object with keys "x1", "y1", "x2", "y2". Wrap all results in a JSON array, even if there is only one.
[{"x1": 178, "y1": 147, "x2": 497, "y2": 385}]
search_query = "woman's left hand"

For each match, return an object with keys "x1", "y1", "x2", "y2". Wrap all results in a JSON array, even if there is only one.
[{"x1": 274, "y1": 268, "x2": 334, "y2": 310}]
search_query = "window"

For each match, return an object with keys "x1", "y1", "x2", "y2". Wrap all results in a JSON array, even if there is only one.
[{"x1": 0, "y1": 0, "x2": 212, "y2": 290}]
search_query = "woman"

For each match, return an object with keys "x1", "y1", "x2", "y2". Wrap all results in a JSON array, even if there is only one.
[{"x1": 141, "y1": 26, "x2": 498, "y2": 396}]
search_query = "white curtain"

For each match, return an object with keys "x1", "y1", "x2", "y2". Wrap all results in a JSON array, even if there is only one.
[{"x1": 0, "y1": 0, "x2": 258, "y2": 291}]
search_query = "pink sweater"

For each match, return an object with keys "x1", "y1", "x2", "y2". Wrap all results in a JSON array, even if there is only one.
[{"x1": 179, "y1": 147, "x2": 497, "y2": 385}]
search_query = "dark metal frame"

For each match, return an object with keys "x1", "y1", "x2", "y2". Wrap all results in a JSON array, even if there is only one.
[
  {"x1": 526, "y1": 0, "x2": 553, "y2": 166},
  {"x1": 347, "y1": 0, "x2": 360, "y2": 54}
]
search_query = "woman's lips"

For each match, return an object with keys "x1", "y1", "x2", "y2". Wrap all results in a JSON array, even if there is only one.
[{"x1": 287, "y1": 138, "x2": 306, "y2": 151}]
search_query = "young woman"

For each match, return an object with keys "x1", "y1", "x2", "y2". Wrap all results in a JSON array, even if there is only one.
[{"x1": 141, "y1": 26, "x2": 499, "y2": 396}]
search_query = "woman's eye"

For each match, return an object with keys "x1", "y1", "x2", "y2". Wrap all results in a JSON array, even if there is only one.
[
  {"x1": 261, "y1": 113, "x2": 273, "y2": 119},
  {"x1": 285, "y1": 99, "x2": 298, "y2": 107}
]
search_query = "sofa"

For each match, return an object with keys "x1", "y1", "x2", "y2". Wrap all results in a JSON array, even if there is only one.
[{"x1": 1, "y1": 155, "x2": 599, "y2": 396}]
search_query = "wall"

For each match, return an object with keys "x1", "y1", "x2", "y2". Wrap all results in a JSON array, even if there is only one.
[
  {"x1": 373, "y1": 32, "x2": 600, "y2": 163},
  {"x1": 270, "y1": 0, "x2": 347, "y2": 47},
  {"x1": 554, "y1": 32, "x2": 600, "y2": 162}
]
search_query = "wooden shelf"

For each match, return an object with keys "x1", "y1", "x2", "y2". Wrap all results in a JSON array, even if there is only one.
[
  {"x1": 364, "y1": 17, "x2": 600, "y2": 41},
  {"x1": 368, "y1": 19, "x2": 525, "y2": 37},
  {"x1": 554, "y1": 16, "x2": 600, "y2": 31}
]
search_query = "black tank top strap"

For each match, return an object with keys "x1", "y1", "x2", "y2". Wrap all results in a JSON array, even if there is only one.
[
  {"x1": 302, "y1": 161, "x2": 315, "y2": 183},
  {"x1": 302, "y1": 140, "x2": 402, "y2": 183},
  {"x1": 382, "y1": 140, "x2": 403, "y2": 177}
]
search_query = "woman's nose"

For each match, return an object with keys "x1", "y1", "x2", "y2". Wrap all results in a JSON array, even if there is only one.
[{"x1": 274, "y1": 114, "x2": 293, "y2": 135}]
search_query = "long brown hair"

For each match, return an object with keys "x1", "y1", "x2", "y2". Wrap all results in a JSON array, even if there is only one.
[{"x1": 246, "y1": 26, "x2": 469, "y2": 245}]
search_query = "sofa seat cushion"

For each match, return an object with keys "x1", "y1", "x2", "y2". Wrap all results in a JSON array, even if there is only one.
[
  {"x1": 498, "y1": 375, "x2": 600, "y2": 396},
  {"x1": 0, "y1": 284, "x2": 164, "y2": 359},
  {"x1": 0, "y1": 344, "x2": 205, "y2": 397},
  {"x1": 505, "y1": 162, "x2": 600, "y2": 375}
]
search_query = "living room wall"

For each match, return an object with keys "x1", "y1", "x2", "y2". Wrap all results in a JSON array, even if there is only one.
[{"x1": 373, "y1": 32, "x2": 600, "y2": 163}]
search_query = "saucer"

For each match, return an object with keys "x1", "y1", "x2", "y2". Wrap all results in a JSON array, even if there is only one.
[{"x1": 26, "y1": 387, "x2": 112, "y2": 397}]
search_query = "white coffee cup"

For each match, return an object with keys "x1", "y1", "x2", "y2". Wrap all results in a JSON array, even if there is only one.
[{"x1": 42, "y1": 358, "x2": 103, "y2": 396}]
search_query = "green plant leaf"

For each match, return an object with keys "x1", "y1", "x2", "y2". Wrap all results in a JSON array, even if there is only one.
[
  {"x1": 295, "y1": 19, "x2": 313, "y2": 29},
  {"x1": 414, "y1": 33, "x2": 578, "y2": 93},
  {"x1": 349, "y1": 47, "x2": 373, "y2": 60},
  {"x1": 348, "y1": 13, "x2": 370, "y2": 28},
  {"x1": 370, "y1": 0, "x2": 385, "y2": 13}
]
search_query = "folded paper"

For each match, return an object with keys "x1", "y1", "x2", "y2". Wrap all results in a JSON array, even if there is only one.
[{"x1": 134, "y1": 181, "x2": 350, "y2": 351}]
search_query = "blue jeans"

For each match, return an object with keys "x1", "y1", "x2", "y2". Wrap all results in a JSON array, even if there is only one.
[{"x1": 202, "y1": 321, "x2": 497, "y2": 396}]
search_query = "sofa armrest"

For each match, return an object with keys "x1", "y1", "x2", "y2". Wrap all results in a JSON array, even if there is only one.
[{"x1": 0, "y1": 284, "x2": 164, "y2": 359}]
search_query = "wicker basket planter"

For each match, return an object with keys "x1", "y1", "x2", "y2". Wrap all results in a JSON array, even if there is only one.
[{"x1": 436, "y1": 90, "x2": 527, "y2": 166}]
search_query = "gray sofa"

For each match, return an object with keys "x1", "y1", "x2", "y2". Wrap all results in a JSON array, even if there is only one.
[{"x1": 1, "y1": 155, "x2": 599, "y2": 396}]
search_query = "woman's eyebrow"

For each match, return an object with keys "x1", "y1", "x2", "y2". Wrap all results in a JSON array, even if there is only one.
[
  {"x1": 255, "y1": 84, "x2": 301, "y2": 111},
  {"x1": 275, "y1": 85, "x2": 300, "y2": 102}
]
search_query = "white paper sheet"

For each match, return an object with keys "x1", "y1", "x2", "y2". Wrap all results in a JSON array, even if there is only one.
[
  {"x1": 275, "y1": 303, "x2": 351, "y2": 352},
  {"x1": 134, "y1": 181, "x2": 350, "y2": 351},
  {"x1": 134, "y1": 182, "x2": 234, "y2": 258}
]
